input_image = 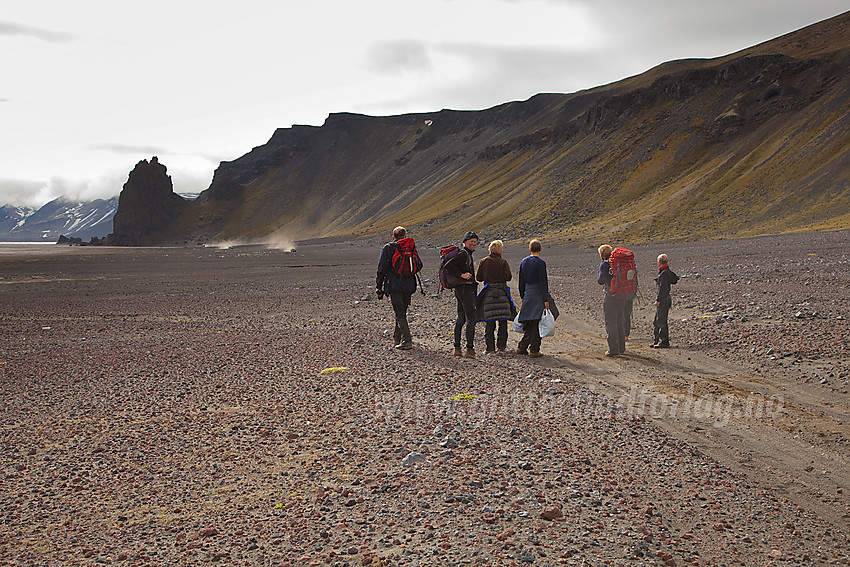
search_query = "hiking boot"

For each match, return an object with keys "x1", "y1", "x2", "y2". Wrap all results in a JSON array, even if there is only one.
[
  {"x1": 464, "y1": 349, "x2": 476, "y2": 359},
  {"x1": 453, "y1": 347, "x2": 463, "y2": 357},
  {"x1": 605, "y1": 350, "x2": 620, "y2": 357},
  {"x1": 529, "y1": 351, "x2": 543, "y2": 358},
  {"x1": 485, "y1": 349, "x2": 496, "y2": 355},
  {"x1": 516, "y1": 348, "x2": 528, "y2": 355},
  {"x1": 497, "y1": 347, "x2": 506, "y2": 353},
  {"x1": 395, "y1": 341, "x2": 413, "y2": 350}
]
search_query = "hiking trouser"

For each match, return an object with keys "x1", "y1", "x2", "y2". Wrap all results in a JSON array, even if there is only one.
[
  {"x1": 653, "y1": 297, "x2": 672, "y2": 346},
  {"x1": 604, "y1": 293, "x2": 627, "y2": 355},
  {"x1": 453, "y1": 285, "x2": 477, "y2": 349},
  {"x1": 518, "y1": 319, "x2": 541, "y2": 353},
  {"x1": 390, "y1": 291, "x2": 412, "y2": 344},
  {"x1": 624, "y1": 296, "x2": 633, "y2": 338},
  {"x1": 484, "y1": 320, "x2": 508, "y2": 351}
]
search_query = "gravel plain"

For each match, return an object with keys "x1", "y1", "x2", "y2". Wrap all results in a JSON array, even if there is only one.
[{"x1": 0, "y1": 231, "x2": 848, "y2": 566}]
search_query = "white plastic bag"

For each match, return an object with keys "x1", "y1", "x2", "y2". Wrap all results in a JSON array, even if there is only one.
[
  {"x1": 511, "y1": 314, "x2": 524, "y2": 333},
  {"x1": 538, "y1": 309, "x2": 556, "y2": 338}
]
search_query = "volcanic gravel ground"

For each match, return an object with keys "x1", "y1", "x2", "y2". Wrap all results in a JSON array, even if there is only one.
[{"x1": 0, "y1": 233, "x2": 848, "y2": 566}]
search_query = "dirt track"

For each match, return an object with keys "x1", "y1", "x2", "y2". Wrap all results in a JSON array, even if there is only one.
[{"x1": 0, "y1": 232, "x2": 848, "y2": 565}]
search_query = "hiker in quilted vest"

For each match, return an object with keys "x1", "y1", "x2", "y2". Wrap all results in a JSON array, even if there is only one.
[{"x1": 475, "y1": 240, "x2": 514, "y2": 353}]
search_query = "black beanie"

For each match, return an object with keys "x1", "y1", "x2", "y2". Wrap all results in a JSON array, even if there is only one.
[{"x1": 463, "y1": 231, "x2": 479, "y2": 242}]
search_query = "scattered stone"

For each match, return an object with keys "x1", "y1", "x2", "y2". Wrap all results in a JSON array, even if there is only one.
[{"x1": 401, "y1": 452, "x2": 427, "y2": 467}]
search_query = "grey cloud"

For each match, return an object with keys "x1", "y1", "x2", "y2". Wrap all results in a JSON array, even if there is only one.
[
  {"x1": 0, "y1": 177, "x2": 51, "y2": 207},
  {"x1": 365, "y1": 39, "x2": 433, "y2": 75},
  {"x1": 565, "y1": 1, "x2": 849, "y2": 58},
  {"x1": 352, "y1": 41, "x2": 640, "y2": 117},
  {"x1": 87, "y1": 143, "x2": 226, "y2": 165},
  {"x1": 427, "y1": 43, "x2": 642, "y2": 109},
  {"x1": 87, "y1": 143, "x2": 171, "y2": 156},
  {"x1": 0, "y1": 21, "x2": 75, "y2": 42}
]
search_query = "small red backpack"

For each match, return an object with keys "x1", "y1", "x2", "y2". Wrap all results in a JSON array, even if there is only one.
[{"x1": 391, "y1": 237, "x2": 421, "y2": 276}]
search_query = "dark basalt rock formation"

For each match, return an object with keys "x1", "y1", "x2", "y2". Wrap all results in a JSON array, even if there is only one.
[{"x1": 111, "y1": 157, "x2": 187, "y2": 246}]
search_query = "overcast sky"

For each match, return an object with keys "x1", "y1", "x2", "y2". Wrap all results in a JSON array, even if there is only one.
[{"x1": 1, "y1": 1, "x2": 847, "y2": 208}]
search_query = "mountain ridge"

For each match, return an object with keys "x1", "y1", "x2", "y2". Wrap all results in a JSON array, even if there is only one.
[
  {"x1": 116, "y1": 11, "x2": 850, "y2": 246},
  {"x1": 0, "y1": 197, "x2": 118, "y2": 242}
]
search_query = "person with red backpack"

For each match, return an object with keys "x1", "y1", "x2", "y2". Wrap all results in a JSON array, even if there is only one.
[
  {"x1": 597, "y1": 244, "x2": 637, "y2": 356},
  {"x1": 376, "y1": 226, "x2": 423, "y2": 350}
]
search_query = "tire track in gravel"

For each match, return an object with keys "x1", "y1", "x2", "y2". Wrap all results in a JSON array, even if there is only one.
[{"x1": 531, "y1": 312, "x2": 850, "y2": 531}]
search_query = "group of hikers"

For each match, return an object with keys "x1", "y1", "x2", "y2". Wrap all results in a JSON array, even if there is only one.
[{"x1": 375, "y1": 226, "x2": 678, "y2": 358}]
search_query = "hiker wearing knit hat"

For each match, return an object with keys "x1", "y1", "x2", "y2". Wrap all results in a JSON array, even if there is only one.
[{"x1": 443, "y1": 231, "x2": 479, "y2": 358}]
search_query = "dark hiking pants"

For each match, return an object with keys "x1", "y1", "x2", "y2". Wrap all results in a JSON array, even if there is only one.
[
  {"x1": 604, "y1": 294, "x2": 627, "y2": 355},
  {"x1": 485, "y1": 320, "x2": 508, "y2": 351},
  {"x1": 454, "y1": 285, "x2": 477, "y2": 350},
  {"x1": 390, "y1": 291, "x2": 412, "y2": 344},
  {"x1": 653, "y1": 297, "x2": 672, "y2": 346},
  {"x1": 518, "y1": 319, "x2": 541, "y2": 353}
]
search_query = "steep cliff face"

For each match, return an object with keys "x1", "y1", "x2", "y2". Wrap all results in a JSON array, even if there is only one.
[
  {"x1": 111, "y1": 157, "x2": 187, "y2": 246},
  {"x1": 117, "y1": 11, "x2": 850, "y2": 245}
]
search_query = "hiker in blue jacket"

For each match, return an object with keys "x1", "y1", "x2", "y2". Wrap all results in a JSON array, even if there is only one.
[
  {"x1": 376, "y1": 226, "x2": 422, "y2": 350},
  {"x1": 597, "y1": 244, "x2": 626, "y2": 356},
  {"x1": 516, "y1": 239, "x2": 549, "y2": 358}
]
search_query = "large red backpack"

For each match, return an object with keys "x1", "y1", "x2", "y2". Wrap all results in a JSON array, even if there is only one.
[
  {"x1": 609, "y1": 247, "x2": 637, "y2": 296},
  {"x1": 391, "y1": 237, "x2": 421, "y2": 276}
]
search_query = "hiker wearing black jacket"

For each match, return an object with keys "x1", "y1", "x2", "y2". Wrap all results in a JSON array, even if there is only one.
[
  {"x1": 651, "y1": 253, "x2": 679, "y2": 349},
  {"x1": 445, "y1": 231, "x2": 479, "y2": 358},
  {"x1": 376, "y1": 226, "x2": 422, "y2": 350}
]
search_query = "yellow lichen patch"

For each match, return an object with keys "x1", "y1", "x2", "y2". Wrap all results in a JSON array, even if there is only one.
[{"x1": 450, "y1": 393, "x2": 478, "y2": 401}]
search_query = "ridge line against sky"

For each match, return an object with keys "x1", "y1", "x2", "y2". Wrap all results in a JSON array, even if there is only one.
[{"x1": 1, "y1": 0, "x2": 847, "y2": 207}]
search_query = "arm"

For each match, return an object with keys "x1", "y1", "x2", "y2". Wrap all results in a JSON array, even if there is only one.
[
  {"x1": 448, "y1": 250, "x2": 473, "y2": 280},
  {"x1": 597, "y1": 261, "x2": 611, "y2": 286},
  {"x1": 518, "y1": 259, "x2": 526, "y2": 298},
  {"x1": 540, "y1": 260, "x2": 550, "y2": 309},
  {"x1": 537, "y1": 260, "x2": 549, "y2": 309},
  {"x1": 655, "y1": 270, "x2": 671, "y2": 304},
  {"x1": 475, "y1": 258, "x2": 486, "y2": 282},
  {"x1": 376, "y1": 245, "x2": 391, "y2": 295},
  {"x1": 503, "y1": 260, "x2": 512, "y2": 282}
]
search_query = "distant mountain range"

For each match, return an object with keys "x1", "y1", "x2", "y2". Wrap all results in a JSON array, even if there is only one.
[
  {"x1": 111, "y1": 11, "x2": 850, "y2": 245},
  {"x1": 0, "y1": 193, "x2": 201, "y2": 243},
  {"x1": 0, "y1": 197, "x2": 118, "y2": 242}
]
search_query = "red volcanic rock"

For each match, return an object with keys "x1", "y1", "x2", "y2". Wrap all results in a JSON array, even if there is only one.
[{"x1": 199, "y1": 527, "x2": 219, "y2": 538}]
